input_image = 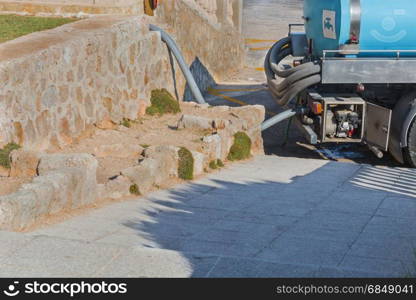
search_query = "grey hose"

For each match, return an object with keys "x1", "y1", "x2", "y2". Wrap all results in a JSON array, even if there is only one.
[
  {"x1": 265, "y1": 38, "x2": 321, "y2": 107},
  {"x1": 269, "y1": 37, "x2": 291, "y2": 72},
  {"x1": 261, "y1": 109, "x2": 297, "y2": 131},
  {"x1": 272, "y1": 74, "x2": 321, "y2": 106},
  {"x1": 265, "y1": 45, "x2": 291, "y2": 80},
  {"x1": 275, "y1": 62, "x2": 321, "y2": 93},
  {"x1": 274, "y1": 61, "x2": 317, "y2": 78},
  {"x1": 149, "y1": 24, "x2": 206, "y2": 104}
]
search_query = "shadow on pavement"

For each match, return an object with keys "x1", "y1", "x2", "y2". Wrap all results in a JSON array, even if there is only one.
[{"x1": 122, "y1": 161, "x2": 416, "y2": 277}]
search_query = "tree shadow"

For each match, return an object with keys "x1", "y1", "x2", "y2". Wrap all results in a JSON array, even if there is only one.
[{"x1": 121, "y1": 161, "x2": 416, "y2": 277}]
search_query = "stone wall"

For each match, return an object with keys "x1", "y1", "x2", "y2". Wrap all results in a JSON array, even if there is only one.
[
  {"x1": 0, "y1": 0, "x2": 144, "y2": 15},
  {"x1": 156, "y1": 0, "x2": 244, "y2": 83},
  {"x1": 0, "y1": 16, "x2": 178, "y2": 149},
  {"x1": 0, "y1": 0, "x2": 245, "y2": 149}
]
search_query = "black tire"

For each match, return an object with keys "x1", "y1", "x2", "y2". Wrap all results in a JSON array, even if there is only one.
[{"x1": 403, "y1": 116, "x2": 416, "y2": 167}]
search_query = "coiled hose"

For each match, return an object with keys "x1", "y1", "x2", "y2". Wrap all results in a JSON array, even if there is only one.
[{"x1": 264, "y1": 38, "x2": 322, "y2": 107}]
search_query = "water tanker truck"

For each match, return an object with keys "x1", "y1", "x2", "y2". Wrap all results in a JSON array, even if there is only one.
[{"x1": 264, "y1": 0, "x2": 416, "y2": 166}]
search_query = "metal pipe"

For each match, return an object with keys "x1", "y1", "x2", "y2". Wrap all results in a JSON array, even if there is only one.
[
  {"x1": 149, "y1": 24, "x2": 206, "y2": 104},
  {"x1": 261, "y1": 109, "x2": 297, "y2": 131},
  {"x1": 368, "y1": 145, "x2": 384, "y2": 159}
]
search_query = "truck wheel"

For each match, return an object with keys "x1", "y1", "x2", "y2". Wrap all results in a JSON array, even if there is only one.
[{"x1": 403, "y1": 117, "x2": 416, "y2": 167}]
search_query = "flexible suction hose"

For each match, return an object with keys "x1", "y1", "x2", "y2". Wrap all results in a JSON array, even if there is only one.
[
  {"x1": 149, "y1": 24, "x2": 206, "y2": 104},
  {"x1": 261, "y1": 109, "x2": 297, "y2": 131},
  {"x1": 265, "y1": 38, "x2": 321, "y2": 107},
  {"x1": 275, "y1": 62, "x2": 321, "y2": 93}
]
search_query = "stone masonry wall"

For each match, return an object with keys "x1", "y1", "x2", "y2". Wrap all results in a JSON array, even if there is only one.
[
  {"x1": 0, "y1": 0, "x2": 245, "y2": 149},
  {"x1": 0, "y1": 16, "x2": 178, "y2": 149},
  {"x1": 0, "y1": 0, "x2": 144, "y2": 15},
  {"x1": 156, "y1": 0, "x2": 244, "y2": 83}
]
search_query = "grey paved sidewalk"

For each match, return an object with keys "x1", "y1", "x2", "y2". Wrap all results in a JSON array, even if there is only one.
[{"x1": 1, "y1": 156, "x2": 415, "y2": 277}]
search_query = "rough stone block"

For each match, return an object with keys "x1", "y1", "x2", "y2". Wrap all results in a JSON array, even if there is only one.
[
  {"x1": 247, "y1": 127, "x2": 264, "y2": 155},
  {"x1": 0, "y1": 167, "x2": 86, "y2": 231},
  {"x1": 121, "y1": 160, "x2": 158, "y2": 195},
  {"x1": 30, "y1": 168, "x2": 81, "y2": 212},
  {"x1": 211, "y1": 105, "x2": 231, "y2": 112},
  {"x1": 10, "y1": 150, "x2": 42, "y2": 177},
  {"x1": 177, "y1": 114, "x2": 229, "y2": 130},
  {"x1": 231, "y1": 105, "x2": 266, "y2": 129},
  {"x1": 97, "y1": 184, "x2": 106, "y2": 199},
  {"x1": 0, "y1": 189, "x2": 38, "y2": 231},
  {"x1": 202, "y1": 134, "x2": 222, "y2": 161},
  {"x1": 191, "y1": 151, "x2": 205, "y2": 176},
  {"x1": 121, "y1": 145, "x2": 180, "y2": 195},
  {"x1": 144, "y1": 145, "x2": 179, "y2": 178},
  {"x1": 217, "y1": 129, "x2": 234, "y2": 160},
  {"x1": 19, "y1": 182, "x2": 55, "y2": 218},
  {"x1": 38, "y1": 154, "x2": 98, "y2": 205},
  {"x1": 102, "y1": 175, "x2": 132, "y2": 200},
  {"x1": 93, "y1": 143, "x2": 144, "y2": 158}
]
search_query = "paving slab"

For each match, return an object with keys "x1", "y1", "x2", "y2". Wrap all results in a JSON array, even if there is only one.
[{"x1": 0, "y1": 156, "x2": 415, "y2": 277}]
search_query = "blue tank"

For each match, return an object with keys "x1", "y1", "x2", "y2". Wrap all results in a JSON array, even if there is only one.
[{"x1": 303, "y1": 0, "x2": 416, "y2": 57}]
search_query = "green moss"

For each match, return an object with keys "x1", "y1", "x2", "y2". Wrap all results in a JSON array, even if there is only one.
[
  {"x1": 140, "y1": 144, "x2": 150, "y2": 149},
  {"x1": 0, "y1": 143, "x2": 20, "y2": 169},
  {"x1": 209, "y1": 160, "x2": 218, "y2": 170},
  {"x1": 120, "y1": 118, "x2": 132, "y2": 128},
  {"x1": 178, "y1": 147, "x2": 194, "y2": 180},
  {"x1": 209, "y1": 159, "x2": 224, "y2": 170},
  {"x1": 0, "y1": 15, "x2": 77, "y2": 43},
  {"x1": 146, "y1": 89, "x2": 181, "y2": 116},
  {"x1": 227, "y1": 132, "x2": 252, "y2": 161},
  {"x1": 145, "y1": 106, "x2": 159, "y2": 116},
  {"x1": 129, "y1": 184, "x2": 141, "y2": 196}
]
